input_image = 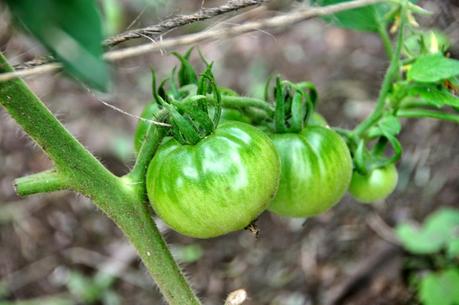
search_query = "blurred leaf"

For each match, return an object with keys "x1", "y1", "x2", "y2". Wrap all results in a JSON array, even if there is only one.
[
  {"x1": 447, "y1": 239, "x2": 459, "y2": 258},
  {"x1": 407, "y1": 84, "x2": 459, "y2": 108},
  {"x1": 311, "y1": 0, "x2": 388, "y2": 32},
  {"x1": 367, "y1": 115, "x2": 401, "y2": 138},
  {"x1": 425, "y1": 209, "x2": 459, "y2": 238},
  {"x1": 102, "y1": 0, "x2": 124, "y2": 36},
  {"x1": 419, "y1": 269, "x2": 459, "y2": 305},
  {"x1": 408, "y1": 54, "x2": 459, "y2": 83},
  {"x1": 403, "y1": 30, "x2": 450, "y2": 58},
  {"x1": 67, "y1": 272, "x2": 104, "y2": 303},
  {"x1": 173, "y1": 49, "x2": 198, "y2": 87},
  {"x1": 6, "y1": 0, "x2": 109, "y2": 90},
  {"x1": 396, "y1": 208, "x2": 459, "y2": 255},
  {"x1": 171, "y1": 244, "x2": 203, "y2": 263},
  {"x1": 396, "y1": 224, "x2": 444, "y2": 254}
]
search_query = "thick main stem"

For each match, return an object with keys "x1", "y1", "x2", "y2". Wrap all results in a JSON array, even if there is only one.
[{"x1": 0, "y1": 53, "x2": 201, "y2": 305}]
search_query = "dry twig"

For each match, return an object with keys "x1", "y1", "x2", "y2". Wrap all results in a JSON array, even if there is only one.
[
  {"x1": 105, "y1": 0, "x2": 266, "y2": 46},
  {"x1": 0, "y1": 0, "x2": 384, "y2": 82}
]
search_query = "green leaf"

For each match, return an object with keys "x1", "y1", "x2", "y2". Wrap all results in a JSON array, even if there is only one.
[
  {"x1": 396, "y1": 223, "x2": 444, "y2": 254},
  {"x1": 408, "y1": 54, "x2": 459, "y2": 83},
  {"x1": 367, "y1": 115, "x2": 401, "y2": 138},
  {"x1": 6, "y1": 0, "x2": 109, "y2": 90},
  {"x1": 172, "y1": 49, "x2": 198, "y2": 87},
  {"x1": 419, "y1": 269, "x2": 459, "y2": 305},
  {"x1": 424, "y1": 208, "x2": 459, "y2": 239},
  {"x1": 407, "y1": 84, "x2": 459, "y2": 108},
  {"x1": 171, "y1": 244, "x2": 203, "y2": 263},
  {"x1": 311, "y1": 0, "x2": 388, "y2": 32},
  {"x1": 396, "y1": 208, "x2": 459, "y2": 255},
  {"x1": 447, "y1": 239, "x2": 459, "y2": 258}
]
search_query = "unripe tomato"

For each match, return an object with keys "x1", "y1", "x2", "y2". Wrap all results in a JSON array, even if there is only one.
[
  {"x1": 146, "y1": 121, "x2": 280, "y2": 238},
  {"x1": 268, "y1": 126, "x2": 352, "y2": 217},
  {"x1": 349, "y1": 164, "x2": 398, "y2": 203},
  {"x1": 308, "y1": 112, "x2": 328, "y2": 127},
  {"x1": 220, "y1": 108, "x2": 251, "y2": 123}
]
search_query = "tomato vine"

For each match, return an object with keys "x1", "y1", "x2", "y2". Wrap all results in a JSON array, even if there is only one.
[{"x1": 1, "y1": 0, "x2": 459, "y2": 304}]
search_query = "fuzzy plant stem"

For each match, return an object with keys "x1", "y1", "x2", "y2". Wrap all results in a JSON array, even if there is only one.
[
  {"x1": 353, "y1": 9, "x2": 405, "y2": 137},
  {"x1": 0, "y1": 53, "x2": 201, "y2": 305}
]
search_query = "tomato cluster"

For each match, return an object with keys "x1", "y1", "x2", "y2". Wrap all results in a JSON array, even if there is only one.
[{"x1": 134, "y1": 54, "x2": 399, "y2": 239}]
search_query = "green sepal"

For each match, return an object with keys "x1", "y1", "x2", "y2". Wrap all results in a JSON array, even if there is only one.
[
  {"x1": 354, "y1": 139, "x2": 368, "y2": 174},
  {"x1": 198, "y1": 64, "x2": 222, "y2": 128},
  {"x1": 172, "y1": 48, "x2": 198, "y2": 87},
  {"x1": 164, "y1": 101, "x2": 201, "y2": 145},
  {"x1": 173, "y1": 95, "x2": 214, "y2": 137},
  {"x1": 290, "y1": 90, "x2": 305, "y2": 132},
  {"x1": 274, "y1": 76, "x2": 288, "y2": 133}
]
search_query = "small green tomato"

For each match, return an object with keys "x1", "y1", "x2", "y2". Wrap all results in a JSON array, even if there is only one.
[{"x1": 349, "y1": 164, "x2": 398, "y2": 204}]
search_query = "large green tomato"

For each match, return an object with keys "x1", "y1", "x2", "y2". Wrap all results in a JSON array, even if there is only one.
[
  {"x1": 146, "y1": 121, "x2": 280, "y2": 238},
  {"x1": 268, "y1": 126, "x2": 352, "y2": 217},
  {"x1": 349, "y1": 164, "x2": 398, "y2": 203}
]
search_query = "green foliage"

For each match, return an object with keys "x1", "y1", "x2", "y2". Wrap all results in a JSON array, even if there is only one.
[
  {"x1": 396, "y1": 208, "x2": 459, "y2": 257},
  {"x1": 407, "y1": 84, "x2": 459, "y2": 109},
  {"x1": 367, "y1": 115, "x2": 402, "y2": 138},
  {"x1": 66, "y1": 271, "x2": 119, "y2": 305},
  {"x1": 311, "y1": 0, "x2": 387, "y2": 32},
  {"x1": 171, "y1": 244, "x2": 204, "y2": 263},
  {"x1": 102, "y1": 0, "x2": 124, "y2": 36},
  {"x1": 5, "y1": 0, "x2": 108, "y2": 90},
  {"x1": 408, "y1": 54, "x2": 459, "y2": 83},
  {"x1": 419, "y1": 268, "x2": 459, "y2": 305},
  {"x1": 403, "y1": 30, "x2": 450, "y2": 57}
]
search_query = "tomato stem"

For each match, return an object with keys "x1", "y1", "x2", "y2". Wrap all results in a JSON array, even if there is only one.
[
  {"x1": 14, "y1": 169, "x2": 69, "y2": 196},
  {"x1": 129, "y1": 110, "x2": 167, "y2": 182},
  {"x1": 0, "y1": 52, "x2": 202, "y2": 305},
  {"x1": 353, "y1": 5, "x2": 406, "y2": 137},
  {"x1": 396, "y1": 109, "x2": 459, "y2": 124},
  {"x1": 208, "y1": 94, "x2": 275, "y2": 115}
]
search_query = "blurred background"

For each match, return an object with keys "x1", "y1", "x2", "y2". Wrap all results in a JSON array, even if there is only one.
[{"x1": 1, "y1": 1, "x2": 459, "y2": 304}]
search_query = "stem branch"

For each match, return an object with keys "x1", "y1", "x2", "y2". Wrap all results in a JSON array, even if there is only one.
[
  {"x1": 396, "y1": 109, "x2": 459, "y2": 124},
  {"x1": 353, "y1": 10, "x2": 405, "y2": 137},
  {"x1": 15, "y1": 169, "x2": 68, "y2": 196},
  {"x1": 214, "y1": 95, "x2": 274, "y2": 114},
  {"x1": 0, "y1": 53, "x2": 201, "y2": 305}
]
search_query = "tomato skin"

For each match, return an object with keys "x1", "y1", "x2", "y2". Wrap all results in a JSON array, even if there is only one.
[
  {"x1": 220, "y1": 108, "x2": 251, "y2": 123},
  {"x1": 268, "y1": 126, "x2": 352, "y2": 217},
  {"x1": 349, "y1": 164, "x2": 398, "y2": 203},
  {"x1": 146, "y1": 121, "x2": 280, "y2": 238},
  {"x1": 309, "y1": 113, "x2": 328, "y2": 127}
]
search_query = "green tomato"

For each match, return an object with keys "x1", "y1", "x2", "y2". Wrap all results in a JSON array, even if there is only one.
[
  {"x1": 220, "y1": 108, "x2": 251, "y2": 123},
  {"x1": 349, "y1": 164, "x2": 398, "y2": 204},
  {"x1": 308, "y1": 112, "x2": 328, "y2": 127},
  {"x1": 134, "y1": 102, "x2": 160, "y2": 153},
  {"x1": 146, "y1": 121, "x2": 280, "y2": 238},
  {"x1": 268, "y1": 126, "x2": 352, "y2": 217}
]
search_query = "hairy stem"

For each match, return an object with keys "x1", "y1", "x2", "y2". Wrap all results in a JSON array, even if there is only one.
[
  {"x1": 397, "y1": 109, "x2": 459, "y2": 124},
  {"x1": 0, "y1": 53, "x2": 201, "y2": 305},
  {"x1": 377, "y1": 20, "x2": 393, "y2": 60},
  {"x1": 129, "y1": 111, "x2": 167, "y2": 182},
  {"x1": 353, "y1": 11, "x2": 405, "y2": 137},
  {"x1": 211, "y1": 95, "x2": 274, "y2": 115},
  {"x1": 15, "y1": 169, "x2": 68, "y2": 196}
]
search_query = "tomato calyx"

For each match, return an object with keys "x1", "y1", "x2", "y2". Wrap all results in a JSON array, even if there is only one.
[
  {"x1": 149, "y1": 55, "x2": 223, "y2": 145},
  {"x1": 265, "y1": 75, "x2": 318, "y2": 133}
]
